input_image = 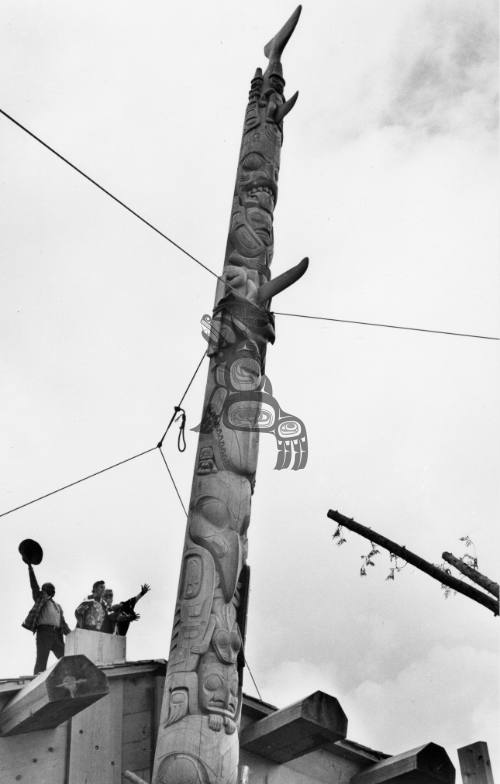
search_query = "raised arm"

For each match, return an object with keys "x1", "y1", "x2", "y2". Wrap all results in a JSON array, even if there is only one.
[
  {"x1": 134, "y1": 583, "x2": 151, "y2": 605},
  {"x1": 121, "y1": 583, "x2": 151, "y2": 613},
  {"x1": 27, "y1": 563, "x2": 40, "y2": 602}
]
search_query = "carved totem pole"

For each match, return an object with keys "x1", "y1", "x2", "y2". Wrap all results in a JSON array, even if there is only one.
[{"x1": 152, "y1": 8, "x2": 307, "y2": 784}]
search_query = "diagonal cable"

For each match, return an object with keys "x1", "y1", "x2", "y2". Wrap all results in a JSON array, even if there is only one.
[
  {"x1": 157, "y1": 349, "x2": 207, "y2": 448},
  {"x1": 0, "y1": 447, "x2": 157, "y2": 520},
  {"x1": 0, "y1": 345, "x2": 206, "y2": 521},
  {"x1": 236, "y1": 627, "x2": 263, "y2": 701},
  {"x1": 3, "y1": 109, "x2": 495, "y2": 344},
  {"x1": 274, "y1": 311, "x2": 499, "y2": 341},
  {"x1": 157, "y1": 447, "x2": 188, "y2": 516},
  {"x1": 0, "y1": 108, "x2": 225, "y2": 286}
]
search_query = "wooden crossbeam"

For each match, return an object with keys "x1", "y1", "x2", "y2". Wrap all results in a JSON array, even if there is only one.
[
  {"x1": 350, "y1": 742, "x2": 455, "y2": 784},
  {"x1": 0, "y1": 654, "x2": 108, "y2": 736},
  {"x1": 240, "y1": 690, "x2": 347, "y2": 763}
]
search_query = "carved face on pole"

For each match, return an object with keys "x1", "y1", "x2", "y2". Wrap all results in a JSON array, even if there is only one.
[
  {"x1": 229, "y1": 133, "x2": 281, "y2": 268},
  {"x1": 199, "y1": 651, "x2": 239, "y2": 733}
]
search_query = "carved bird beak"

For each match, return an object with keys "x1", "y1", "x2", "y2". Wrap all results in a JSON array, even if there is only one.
[
  {"x1": 263, "y1": 6, "x2": 302, "y2": 65},
  {"x1": 256, "y1": 257, "x2": 309, "y2": 304},
  {"x1": 274, "y1": 91, "x2": 299, "y2": 124}
]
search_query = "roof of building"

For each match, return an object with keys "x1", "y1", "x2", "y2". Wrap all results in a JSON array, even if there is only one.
[{"x1": 0, "y1": 658, "x2": 389, "y2": 764}]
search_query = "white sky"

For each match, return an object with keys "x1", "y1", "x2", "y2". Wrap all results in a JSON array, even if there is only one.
[{"x1": 1, "y1": 0, "x2": 498, "y2": 776}]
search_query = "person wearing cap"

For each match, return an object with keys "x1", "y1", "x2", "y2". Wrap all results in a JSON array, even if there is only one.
[
  {"x1": 22, "y1": 562, "x2": 71, "y2": 675},
  {"x1": 74, "y1": 581, "x2": 107, "y2": 631}
]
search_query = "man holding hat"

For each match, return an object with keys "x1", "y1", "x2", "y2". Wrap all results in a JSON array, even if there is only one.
[{"x1": 21, "y1": 540, "x2": 71, "y2": 675}]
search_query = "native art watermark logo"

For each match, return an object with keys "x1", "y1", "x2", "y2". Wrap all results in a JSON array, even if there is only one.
[{"x1": 198, "y1": 315, "x2": 308, "y2": 470}]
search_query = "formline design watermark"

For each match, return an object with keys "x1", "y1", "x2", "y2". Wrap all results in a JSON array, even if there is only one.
[{"x1": 198, "y1": 314, "x2": 308, "y2": 470}]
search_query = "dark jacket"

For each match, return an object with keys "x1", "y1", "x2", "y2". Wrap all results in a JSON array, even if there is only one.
[
  {"x1": 22, "y1": 564, "x2": 71, "y2": 635},
  {"x1": 101, "y1": 596, "x2": 139, "y2": 635}
]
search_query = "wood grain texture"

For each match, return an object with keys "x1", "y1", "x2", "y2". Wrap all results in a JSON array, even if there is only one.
[
  {"x1": 65, "y1": 628, "x2": 126, "y2": 664},
  {"x1": 68, "y1": 677, "x2": 123, "y2": 784},
  {"x1": 458, "y1": 742, "x2": 494, "y2": 784},
  {"x1": 350, "y1": 742, "x2": 455, "y2": 784},
  {"x1": 0, "y1": 655, "x2": 108, "y2": 737},
  {"x1": 240, "y1": 691, "x2": 347, "y2": 763},
  {"x1": 0, "y1": 724, "x2": 68, "y2": 784}
]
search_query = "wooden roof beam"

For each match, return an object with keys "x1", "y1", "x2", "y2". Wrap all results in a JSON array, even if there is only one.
[
  {"x1": 240, "y1": 690, "x2": 347, "y2": 763},
  {"x1": 350, "y1": 742, "x2": 455, "y2": 784},
  {"x1": 0, "y1": 654, "x2": 108, "y2": 736}
]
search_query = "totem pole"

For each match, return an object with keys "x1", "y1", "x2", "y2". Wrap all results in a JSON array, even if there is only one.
[{"x1": 152, "y1": 8, "x2": 307, "y2": 783}]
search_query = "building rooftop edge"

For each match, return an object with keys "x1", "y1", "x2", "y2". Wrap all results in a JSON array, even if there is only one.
[{"x1": 0, "y1": 659, "x2": 389, "y2": 764}]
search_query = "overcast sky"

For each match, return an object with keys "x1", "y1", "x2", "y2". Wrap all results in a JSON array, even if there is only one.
[{"x1": 1, "y1": 0, "x2": 498, "y2": 776}]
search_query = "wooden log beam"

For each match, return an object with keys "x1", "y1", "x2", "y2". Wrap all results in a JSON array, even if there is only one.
[
  {"x1": 239, "y1": 690, "x2": 347, "y2": 763},
  {"x1": 350, "y1": 742, "x2": 455, "y2": 784},
  {"x1": 0, "y1": 654, "x2": 108, "y2": 736},
  {"x1": 327, "y1": 510, "x2": 499, "y2": 616},
  {"x1": 458, "y1": 741, "x2": 494, "y2": 784},
  {"x1": 442, "y1": 552, "x2": 499, "y2": 599}
]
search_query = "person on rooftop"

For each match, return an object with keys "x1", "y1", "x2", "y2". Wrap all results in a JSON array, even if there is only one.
[
  {"x1": 74, "y1": 580, "x2": 107, "y2": 631},
  {"x1": 22, "y1": 562, "x2": 71, "y2": 674},
  {"x1": 101, "y1": 584, "x2": 151, "y2": 636}
]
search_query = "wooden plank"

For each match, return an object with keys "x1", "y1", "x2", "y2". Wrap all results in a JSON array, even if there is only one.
[
  {"x1": 240, "y1": 691, "x2": 347, "y2": 763},
  {"x1": 0, "y1": 678, "x2": 33, "y2": 695},
  {"x1": 122, "y1": 738, "x2": 151, "y2": 771},
  {"x1": 350, "y1": 742, "x2": 455, "y2": 784},
  {"x1": 0, "y1": 655, "x2": 108, "y2": 736},
  {"x1": 65, "y1": 629, "x2": 126, "y2": 665},
  {"x1": 68, "y1": 678, "x2": 123, "y2": 784},
  {"x1": 458, "y1": 742, "x2": 494, "y2": 784},
  {"x1": 123, "y1": 679, "x2": 154, "y2": 716},
  {"x1": 123, "y1": 710, "x2": 152, "y2": 745},
  {"x1": 0, "y1": 723, "x2": 68, "y2": 784},
  {"x1": 102, "y1": 661, "x2": 166, "y2": 680},
  {"x1": 153, "y1": 674, "x2": 164, "y2": 736}
]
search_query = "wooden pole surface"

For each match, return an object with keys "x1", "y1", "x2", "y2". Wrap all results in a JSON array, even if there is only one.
[
  {"x1": 442, "y1": 552, "x2": 499, "y2": 599},
  {"x1": 152, "y1": 9, "x2": 307, "y2": 784},
  {"x1": 458, "y1": 742, "x2": 495, "y2": 784},
  {"x1": 327, "y1": 510, "x2": 499, "y2": 616}
]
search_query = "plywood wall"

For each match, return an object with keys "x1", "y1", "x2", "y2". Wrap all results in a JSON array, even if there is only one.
[{"x1": 0, "y1": 665, "x2": 164, "y2": 784}]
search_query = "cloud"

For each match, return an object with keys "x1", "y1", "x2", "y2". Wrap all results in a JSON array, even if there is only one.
[
  {"x1": 382, "y1": 0, "x2": 498, "y2": 136},
  {"x1": 254, "y1": 644, "x2": 499, "y2": 773},
  {"x1": 310, "y1": 0, "x2": 498, "y2": 143},
  {"x1": 344, "y1": 644, "x2": 499, "y2": 770},
  {"x1": 254, "y1": 659, "x2": 341, "y2": 709}
]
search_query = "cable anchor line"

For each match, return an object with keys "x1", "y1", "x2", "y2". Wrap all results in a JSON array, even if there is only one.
[
  {"x1": 0, "y1": 447, "x2": 157, "y2": 520},
  {"x1": 0, "y1": 346, "x2": 207, "y2": 521},
  {"x1": 0, "y1": 108, "x2": 226, "y2": 287},
  {"x1": 157, "y1": 446, "x2": 188, "y2": 516},
  {"x1": 274, "y1": 311, "x2": 499, "y2": 341},
  {"x1": 157, "y1": 349, "x2": 207, "y2": 449},
  {"x1": 2, "y1": 108, "x2": 496, "y2": 344}
]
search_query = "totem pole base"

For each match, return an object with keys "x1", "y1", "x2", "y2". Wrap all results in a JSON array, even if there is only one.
[{"x1": 153, "y1": 714, "x2": 239, "y2": 784}]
